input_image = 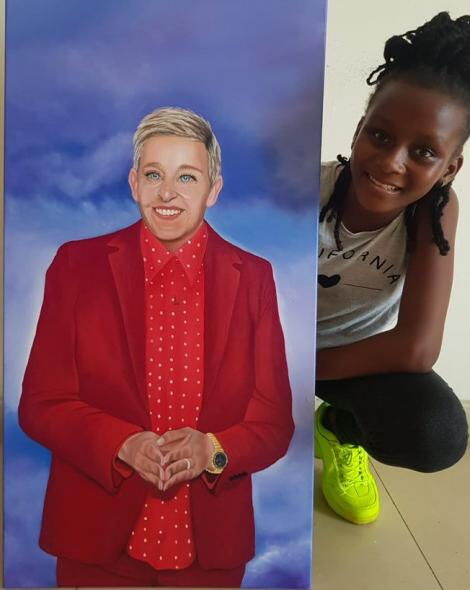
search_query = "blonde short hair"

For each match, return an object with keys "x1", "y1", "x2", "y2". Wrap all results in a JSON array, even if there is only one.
[{"x1": 133, "y1": 107, "x2": 222, "y2": 184}]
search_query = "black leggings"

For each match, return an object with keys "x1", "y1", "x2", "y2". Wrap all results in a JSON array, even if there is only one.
[{"x1": 316, "y1": 371, "x2": 468, "y2": 473}]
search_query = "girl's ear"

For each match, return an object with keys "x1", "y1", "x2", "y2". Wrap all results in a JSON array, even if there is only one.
[
  {"x1": 351, "y1": 117, "x2": 365, "y2": 149},
  {"x1": 441, "y1": 154, "x2": 464, "y2": 186}
]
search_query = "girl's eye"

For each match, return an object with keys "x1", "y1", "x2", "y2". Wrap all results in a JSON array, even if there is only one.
[
  {"x1": 179, "y1": 174, "x2": 196, "y2": 183},
  {"x1": 415, "y1": 147, "x2": 435, "y2": 160},
  {"x1": 369, "y1": 128, "x2": 389, "y2": 144},
  {"x1": 145, "y1": 171, "x2": 161, "y2": 181}
]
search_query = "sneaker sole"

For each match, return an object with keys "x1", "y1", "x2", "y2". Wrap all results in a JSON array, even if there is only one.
[{"x1": 321, "y1": 486, "x2": 380, "y2": 525}]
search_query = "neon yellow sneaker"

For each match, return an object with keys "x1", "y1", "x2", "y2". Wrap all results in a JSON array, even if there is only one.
[{"x1": 315, "y1": 403, "x2": 379, "y2": 524}]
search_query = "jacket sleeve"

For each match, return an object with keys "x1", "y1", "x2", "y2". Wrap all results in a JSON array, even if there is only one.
[
  {"x1": 19, "y1": 244, "x2": 143, "y2": 494},
  {"x1": 209, "y1": 263, "x2": 294, "y2": 493}
]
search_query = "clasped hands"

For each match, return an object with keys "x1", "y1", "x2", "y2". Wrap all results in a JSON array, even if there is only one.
[{"x1": 118, "y1": 427, "x2": 214, "y2": 491}]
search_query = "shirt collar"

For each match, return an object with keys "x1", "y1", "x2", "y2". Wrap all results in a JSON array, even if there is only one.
[{"x1": 140, "y1": 221, "x2": 208, "y2": 286}]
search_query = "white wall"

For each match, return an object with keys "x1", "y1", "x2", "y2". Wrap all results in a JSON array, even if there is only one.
[{"x1": 322, "y1": 0, "x2": 470, "y2": 401}]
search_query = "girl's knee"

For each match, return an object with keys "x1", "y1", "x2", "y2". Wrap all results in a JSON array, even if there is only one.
[{"x1": 410, "y1": 404, "x2": 468, "y2": 472}]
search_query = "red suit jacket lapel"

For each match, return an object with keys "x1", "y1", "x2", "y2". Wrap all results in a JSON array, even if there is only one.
[
  {"x1": 107, "y1": 222, "x2": 147, "y2": 407},
  {"x1": 203, "y1": 225, "x2": 241, "y2": 404}
]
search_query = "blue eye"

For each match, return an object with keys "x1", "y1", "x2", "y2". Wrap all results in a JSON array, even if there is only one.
[
  {"x1": 145, "y1": 171, "x2": 161, "y2": 181},
  {"x1": 179, "y1": 174, "x2": 196, "y2": 183}
]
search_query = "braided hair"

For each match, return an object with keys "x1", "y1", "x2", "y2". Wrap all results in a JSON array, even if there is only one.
[{"x1": 321, "y1": 12, "x2": 470, "y2": 255}]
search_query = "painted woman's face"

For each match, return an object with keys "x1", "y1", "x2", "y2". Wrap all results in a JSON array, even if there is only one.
[
  {"x1": 129, "y1": 135, "x2": 222, "y2": 251},
  {"x1": 347, "y1": 80, "x2": 465, "y2": 230}
]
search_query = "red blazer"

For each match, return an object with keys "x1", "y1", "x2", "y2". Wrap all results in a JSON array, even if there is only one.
[{"x1": 19, "y1": 221, "x2": 294, "y2": 569}]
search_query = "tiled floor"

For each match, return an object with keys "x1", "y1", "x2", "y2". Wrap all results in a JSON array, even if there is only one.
[{"x1": 314, "y1": 450, "x2": 470, "y2": 590}]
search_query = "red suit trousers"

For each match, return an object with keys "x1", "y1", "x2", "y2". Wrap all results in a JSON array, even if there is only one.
[{"x1": 57, "y1": 554, "x2": 245, "y2": 588}]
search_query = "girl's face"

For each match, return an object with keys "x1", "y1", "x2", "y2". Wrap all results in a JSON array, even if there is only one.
[{"x1": 347, "y1": 79, "x2": 466, "y2": 230}]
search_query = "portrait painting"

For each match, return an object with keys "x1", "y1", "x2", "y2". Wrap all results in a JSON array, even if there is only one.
[{"x1": 3, "y1": 0, "x2": 325, "y2": 587}]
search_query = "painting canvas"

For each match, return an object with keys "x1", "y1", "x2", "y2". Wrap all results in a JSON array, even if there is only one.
[{"x1": 3, "y1": 0, "x2": 325, "y2": 587}]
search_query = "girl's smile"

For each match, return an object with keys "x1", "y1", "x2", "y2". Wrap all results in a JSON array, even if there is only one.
[
  {"x1": 344, "y1": 80, "x2": 466, "y2": 232},
  {"x1": 365, "y1": 172, "x2": 401, "y2": 193}
]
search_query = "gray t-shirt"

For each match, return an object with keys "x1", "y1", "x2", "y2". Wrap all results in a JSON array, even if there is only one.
[{"x1": 317, "y1": 161, "x2": 407, "y2": 350}]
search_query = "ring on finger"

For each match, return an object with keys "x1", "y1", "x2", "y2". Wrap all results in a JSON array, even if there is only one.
[{"x1": 184, "y1": 458, "x2": 191, "y2": 470}]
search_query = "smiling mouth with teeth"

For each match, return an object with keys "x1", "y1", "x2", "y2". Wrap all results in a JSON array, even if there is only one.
[
  {"x1": 366, "y1": 173, "x2": 401, "y2": 193},
  {"x1": 153, "y1": 207, "x2": 182, "y2": 218}
]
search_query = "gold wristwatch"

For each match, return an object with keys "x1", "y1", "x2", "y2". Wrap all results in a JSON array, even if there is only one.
[{"x1": 206, "y1": 433, "x2": 228, "y2": 474}]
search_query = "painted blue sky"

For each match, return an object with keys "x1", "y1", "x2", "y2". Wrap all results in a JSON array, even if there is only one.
[{"x1": 4, "y1": 0, "x2": 325, "y2": 587}]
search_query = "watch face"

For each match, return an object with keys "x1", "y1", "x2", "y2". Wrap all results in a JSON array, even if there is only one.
[{"x1": 214, "y1": 452, "x2": 227, "y2": 469}]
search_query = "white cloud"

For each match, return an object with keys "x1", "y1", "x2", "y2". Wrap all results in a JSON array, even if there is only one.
[
  {"x1": 31, "y1": 131, "x2": 132, "y2": 200},
  {"x1": 244, "y1": 536, "x2": 312, "y2": 588}
]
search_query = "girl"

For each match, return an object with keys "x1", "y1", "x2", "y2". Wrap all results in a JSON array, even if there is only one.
[{"x1": 315, "y1": 12, "x2": 469, "y2": 525}]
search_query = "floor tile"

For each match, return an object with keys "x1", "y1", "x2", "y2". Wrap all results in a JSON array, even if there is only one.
[
  {"x1": 373, "y1": 451, "x2": 470, "y2": 590},
  {"x1": 313, "y1": 460, "x2": 441, "y2": 590}
]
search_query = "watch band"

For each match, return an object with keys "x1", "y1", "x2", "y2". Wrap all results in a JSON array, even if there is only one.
[{"x1": 206, "y1": 432, "x2": 228, "y2": 474}]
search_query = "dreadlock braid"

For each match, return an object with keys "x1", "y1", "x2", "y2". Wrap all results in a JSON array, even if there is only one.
[
  {"x1": 367, "y1": 13, "x2": 470, "y2": 89},
  {"x1": 429, "y1": 183, "x2": 451, "y2": 255},
  {"x1": 321, "y1": 12, "x2": 470, "y2": 255},
  {"x1": 404, "y1": 202, "x2": 417, "y2": 254},
  {"x1": 319, "y1": 155, "x2": 351, "y2": 251}
]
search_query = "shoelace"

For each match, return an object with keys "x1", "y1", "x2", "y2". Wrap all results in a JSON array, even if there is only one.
[{"x1": 334, "y1": 444, "x2": 367, "y2": 486}]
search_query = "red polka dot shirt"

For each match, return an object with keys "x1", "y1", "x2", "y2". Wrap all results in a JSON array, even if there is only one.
[{"x1": 127, "y1": 221, "x2": 207, "y2": 570}]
